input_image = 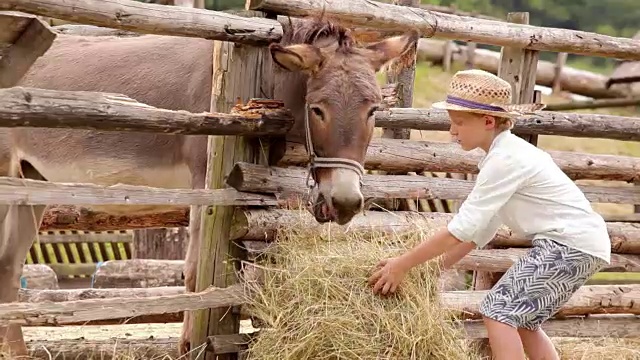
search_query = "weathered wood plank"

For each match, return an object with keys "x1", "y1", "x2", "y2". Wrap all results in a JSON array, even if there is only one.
[
  {"x1": 92, "y1": 259, "x2": 184, "y2": 288},
  {"x1": 18, "y1": 285, "x2": 186, "y2": 326},
  {"x1": 247, "y1": 0, "x2": 640, "y2": 60},
  {"x1": 227, "y1": 162, "x2": 640, "y2": 205},
  {"x1": 7, "y1": 279, "x2": 640, "y2": 325},
  {"x1": 0, "y1": 176, "x2": 276, "y2": 206},
  {"x1": 0, "y1": 87, "x2": 294, "y2": 136},
  {"x1": 52, "y1": 24, "x2": 142, "y2": 37},
  {"x1": 23, "y1": 316, "x2": 640, "y2": 359},
  {"x1": 444, "y1": 284, "x2": 640, "y2": 319},
  {"x1": 0, "y1": 13, "x2": 57, "y2": 88},
  {"x1": 39, "y1": 205, "x2": 190, "y2": 231},
  {"x1": 280, "y1": 139, "x2": 640, "y2": 182},
  {"x1": 209, "y1": 317, "x2": 640, "y2": 353},
  {"x1": 374, "y1": 107, "x2": 640, "y2": 142},
  {"x1": 241, "y1": 241, "x2": 640, "y2": 273},
  {"x1": 461, "y1": 248, "x2": 640, "y2": 273},
  {"x1": 0, "y1": 284, "x2": 246, "y2": 326},
  {"x1": 463, "y1": 315, "x2": 640, "y2": 339},
  {"x1": 0, "y1": 0, "x2": 282, "y2": 45},
  {"x1": 191, "y1": 11, "x2": 274, "y2": 359},
  {"x1": 417, "y1": 38, "x2": 634, "y2": 99},
  {"x1": 27, "y1": 337, "x2": 181, "y2": 359},
  {"x1": 18, "y1": 285, "x2": 185, "y2": 303},
  {"x1": 545, "y1": 96, "x2": 640, "y2": 111},
  {"x1": 230, "y1": 209, "x2": 640, "y2": 255}
]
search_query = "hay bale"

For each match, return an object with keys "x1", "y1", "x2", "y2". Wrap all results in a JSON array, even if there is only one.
[{"x1": 242, "y1": 225, "x2": 480, "y2": 360}]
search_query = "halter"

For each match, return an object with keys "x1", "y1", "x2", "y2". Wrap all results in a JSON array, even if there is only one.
[{"x1": 303, "y1": 103, "x2": 365, "y2": 190}]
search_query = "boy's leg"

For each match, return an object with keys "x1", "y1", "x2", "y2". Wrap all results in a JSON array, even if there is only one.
[
  {"x1": 478, "y1": 238, "x2": 606, "y2": 360},
  {"x1": 517, "y1": 327, "x2": 558, "y2": 360},
  {"x1": 482, "y1": 317, "x2": 526, "y2": 360}
]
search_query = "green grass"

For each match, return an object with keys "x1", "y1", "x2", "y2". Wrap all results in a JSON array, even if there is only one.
[{"x1": 589, "y1": 272, "x2": 640, "y2": 284}]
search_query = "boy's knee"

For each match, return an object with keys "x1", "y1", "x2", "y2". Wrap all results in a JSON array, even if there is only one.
[{"x1": 517, "y1": 325, "x2": 542, "y2": 336}]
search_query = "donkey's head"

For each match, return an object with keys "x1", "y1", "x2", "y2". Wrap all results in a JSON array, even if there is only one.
[{"x1": 270, "y1": 19, "x2": 419, "y2": 225}]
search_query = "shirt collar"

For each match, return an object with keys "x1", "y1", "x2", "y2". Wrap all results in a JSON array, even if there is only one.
[{"x1": 478, "y1": 130, "x2": 511, "y2": 169}]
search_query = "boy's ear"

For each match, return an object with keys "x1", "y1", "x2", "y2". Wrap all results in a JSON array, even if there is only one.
[
  {"x1": 483, "y1": 115, "x2": 498, "y2": 129},
  {"x1": 364, "y1": 29, "x2": 420, "y2": 71}
]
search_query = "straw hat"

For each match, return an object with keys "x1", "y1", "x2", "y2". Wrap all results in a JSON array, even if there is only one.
[{"x1": 432, "y1": 69, "x2": 546, "y2": 118}]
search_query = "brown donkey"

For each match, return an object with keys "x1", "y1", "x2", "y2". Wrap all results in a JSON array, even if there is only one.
[{"x1": 0, "y1": 16, "x2": 418, "y2": 356}]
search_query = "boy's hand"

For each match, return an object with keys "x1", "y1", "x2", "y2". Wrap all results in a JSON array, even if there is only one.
[{"x1": 367, "y1": 257, "x2": 410, "y2": 296}]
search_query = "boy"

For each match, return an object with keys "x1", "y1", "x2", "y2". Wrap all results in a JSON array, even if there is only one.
[{"x1": 367, "y1": 69, "x2": 611, "y2": 360}]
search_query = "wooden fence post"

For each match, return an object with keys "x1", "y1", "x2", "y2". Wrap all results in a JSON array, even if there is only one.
[
  {"x1": 471, "y1": 11, "x2": 540, "y2": 356},
  {"x1": 132, "y1": 227, "x2": 187, "y2": 260},
  {"x1": 378, "y1": 0, "x2": 420, "y2": 212},
  {"x1": 189, "y1": 10, "x2": 274, "y2": 360}
]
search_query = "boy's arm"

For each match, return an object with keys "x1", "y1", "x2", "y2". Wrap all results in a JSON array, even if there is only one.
[
  {"x1": 439, "y1": 215, "x2": 501, "y2": 269},
  {"x1": 440, "y1": 241, "x2": 476, "y2": 269}
]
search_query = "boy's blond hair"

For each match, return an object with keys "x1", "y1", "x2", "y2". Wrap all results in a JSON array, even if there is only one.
[{"x1": 495, "y1": 116, "x2": 514, "y2": 131}]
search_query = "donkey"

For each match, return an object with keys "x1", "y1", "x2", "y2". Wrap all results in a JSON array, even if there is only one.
[{"x1": 0, "y1": 16, "x2": 418, "y2": 356}]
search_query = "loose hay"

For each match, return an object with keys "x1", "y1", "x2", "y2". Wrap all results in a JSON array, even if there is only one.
[
  {"x1": 554, "y1": 338, "x2": 640, "y2": 360},
  {"x1": 241, "y1": 222, "x2": 481, "y2": 360}
]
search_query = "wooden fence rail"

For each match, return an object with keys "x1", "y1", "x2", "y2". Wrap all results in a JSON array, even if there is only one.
[
  {"x1": 5, "y1": 282, "x2": 638, "y2": 325},
  {"x1": 0, "y1": 176, "x2": 276, "y2": 206},
  {"x1": 228, "y1": 162, "x2": 640, "y2": 205},
  {"x1": 375, "y1": 108, "x2": 640, "y2": 142},
  {"x1": 416, "y1": 38, "x2": 635, "y2": 99},
  {"x1": 229, "y1": 209, "x2": 640, "y2": 254},
  {"x1": 21, "y1": 315, "x2": 640, "y2": 360},
  {"x1": 0, "y1": 0, "x2": 282, "y2": 45},
  {"x1": 247, "y1": 0, "x2": 640, "y2": 60},
  {"x1": 0, "y1": 87, "x2": 295, "y2": 136},
  {"x1": 4, "y1": 0, "x2": 640, "y2": 60},
  {"x1": 280, "y1": 139, "x2": 640, "y2": 182}
]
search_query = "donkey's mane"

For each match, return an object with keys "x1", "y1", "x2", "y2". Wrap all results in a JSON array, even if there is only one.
[{"x1": 281, "y1": 16, "x2": 356, "y2": 51}]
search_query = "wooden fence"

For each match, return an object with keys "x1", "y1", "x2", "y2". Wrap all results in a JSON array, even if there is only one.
[{"x1": 1, "y1": 0, "x2": 640, "y2": 359}]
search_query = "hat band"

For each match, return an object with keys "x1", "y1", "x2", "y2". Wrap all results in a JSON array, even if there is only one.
[{"x1": 446, "y1": 95, "x2": 506, "y2": 112}]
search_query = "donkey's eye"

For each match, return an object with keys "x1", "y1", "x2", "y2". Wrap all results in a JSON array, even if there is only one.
[
  {"x1": 367, "y1": 106, "x2": 380, "y2": 119},
  {"x1": 310, "y1": 106, "x2": 324, "y2": 120}
]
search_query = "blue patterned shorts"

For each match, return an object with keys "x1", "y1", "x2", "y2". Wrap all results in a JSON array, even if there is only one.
[{"x1": 478, "y1": 238, "x2": 607, "y2": 330}]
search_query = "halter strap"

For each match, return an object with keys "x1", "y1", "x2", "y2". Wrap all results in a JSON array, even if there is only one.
[{"x1": 303, "y1": 103, "x2": 365, "y2": 189}]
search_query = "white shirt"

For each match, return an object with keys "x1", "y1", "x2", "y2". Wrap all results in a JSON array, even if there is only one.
[{"x1": 447, "y1": 130, "x2": 611, "y2": 263}]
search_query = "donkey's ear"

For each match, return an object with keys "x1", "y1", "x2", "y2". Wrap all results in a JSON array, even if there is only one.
[
  {"x1": 269, "y1": 43, "x2": 325, "y2": 73},
  {"x1": 365, "y1": 29, "x2": 420, "y2": 71}
]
